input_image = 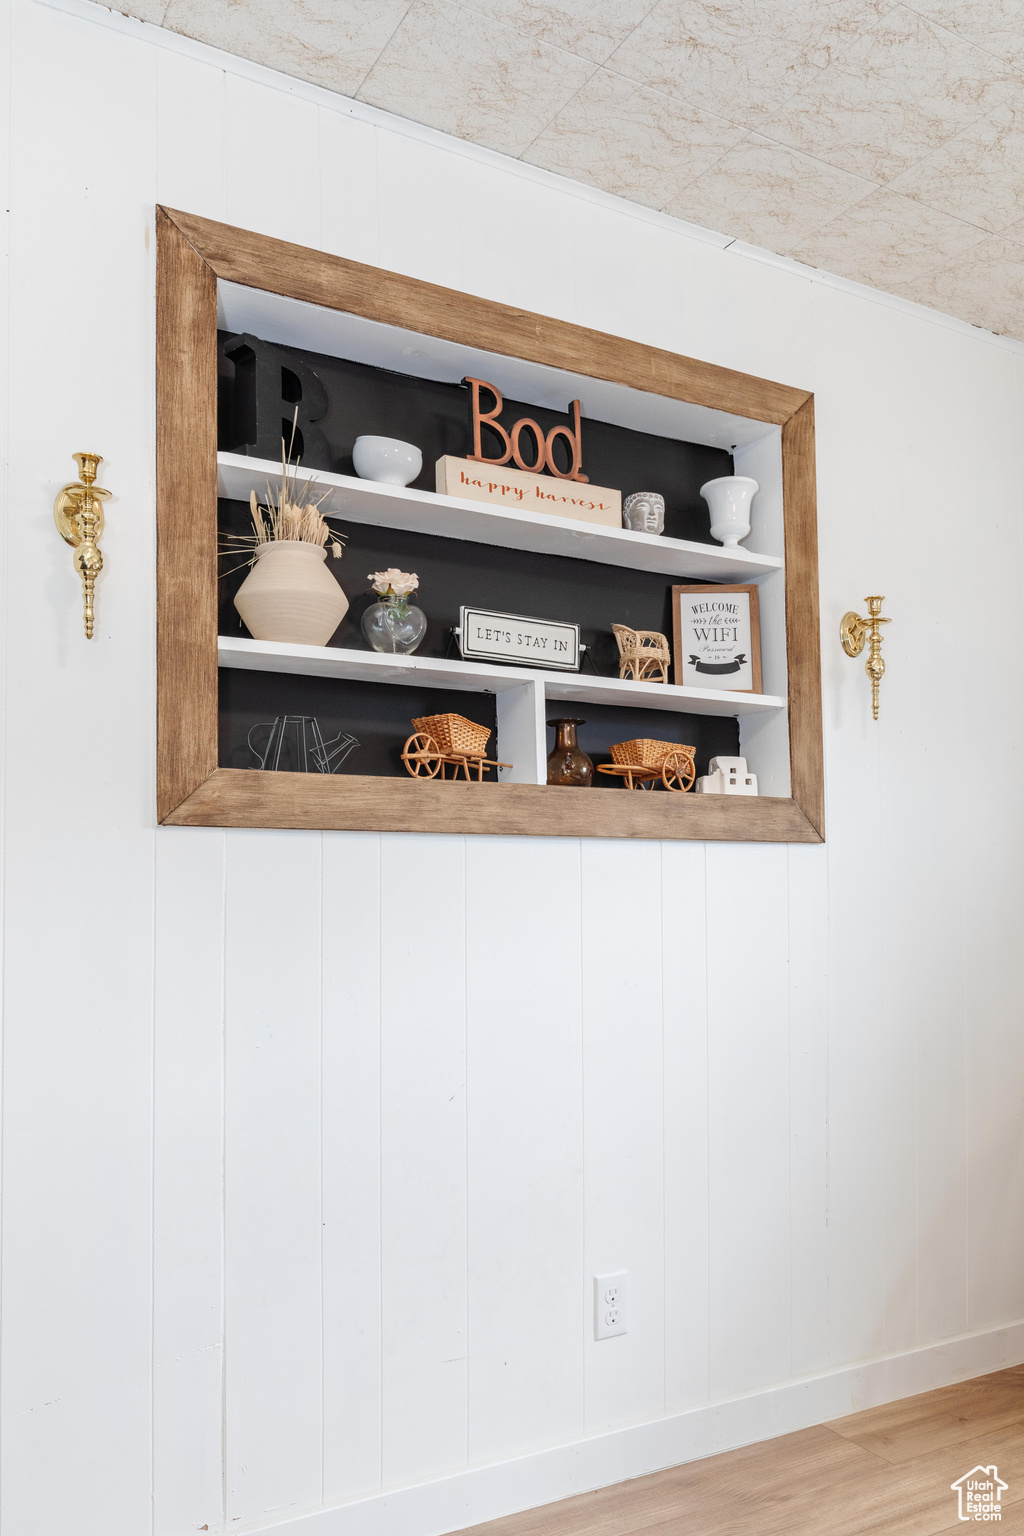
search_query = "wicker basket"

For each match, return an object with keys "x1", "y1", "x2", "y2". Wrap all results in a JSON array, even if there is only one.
[
  {"x1": 611, "y1": 737, "x2": 695, "y2": 768},
  {"x1": 412, "y1": 713, "x2": 492, "y2": 757}
]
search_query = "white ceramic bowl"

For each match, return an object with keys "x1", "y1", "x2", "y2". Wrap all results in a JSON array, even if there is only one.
[{"x1": 352, "y1": 436, "x2": 422, "y2": 487}]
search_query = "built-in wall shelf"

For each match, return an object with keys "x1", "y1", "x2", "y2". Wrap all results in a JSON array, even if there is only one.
[
  {"x1": 157, "y1": 205, "x2": 823, "y2": 840},
  {"x1": 217, "y1": 453, "x2": 783, "y2": 583}
]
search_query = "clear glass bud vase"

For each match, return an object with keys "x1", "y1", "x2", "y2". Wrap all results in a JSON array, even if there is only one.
[{"x1": 361, "y1": 595, "x2": 427, "y2": 654}]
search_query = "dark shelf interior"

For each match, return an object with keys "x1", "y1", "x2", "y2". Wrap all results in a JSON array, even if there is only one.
[
  {"x1": 217, "y1": 330, "x2": 734, "y2": 542},
  {"x1": 220, "y1": 503, "x2": 713, "y2": 673},
  {"x1": 217, "y1": 330, "x2": 742, "y2": 781},
  {"x1": 219, "y1": 669, "x2": 738, "y2": 785}
]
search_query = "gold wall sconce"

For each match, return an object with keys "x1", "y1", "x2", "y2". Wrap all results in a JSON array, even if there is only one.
[
  {"x1": 54, "y1": 453, "x2": 111, "y2": 638},
  {"x1": 841, "y1": 595, "x2": 890, "y2": 720}
]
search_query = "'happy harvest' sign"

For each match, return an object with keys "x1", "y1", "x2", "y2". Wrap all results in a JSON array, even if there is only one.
[{"x1": 436, "y1": 456, "x2": 621, "y2": 528}]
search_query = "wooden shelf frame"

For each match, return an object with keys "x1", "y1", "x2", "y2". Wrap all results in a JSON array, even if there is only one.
[{"x1": 157, "y1": 205, "x2": 824, "y2": 841}]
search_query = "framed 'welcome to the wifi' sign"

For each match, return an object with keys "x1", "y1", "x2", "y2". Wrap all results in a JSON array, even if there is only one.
[{"x1": 672, "y1": 583, "x2": 763, "y2": 693}]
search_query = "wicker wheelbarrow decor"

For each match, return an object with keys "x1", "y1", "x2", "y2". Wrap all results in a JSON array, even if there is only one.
[
  {"x1": 401, "y1": 713, "x2": 512, "y2": 781},
  {"x1": 596, "y1": 738, "x2": 696, "y2": 791}
]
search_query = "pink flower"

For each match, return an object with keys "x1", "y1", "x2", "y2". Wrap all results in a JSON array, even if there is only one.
[{"x1": 369, "y1": 568, "x2": 418, "y2": 597}]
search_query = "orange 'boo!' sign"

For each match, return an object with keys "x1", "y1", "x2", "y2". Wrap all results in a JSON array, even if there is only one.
[{"x1": 464, "y1": 376, "x2": 589, "y2": 483}]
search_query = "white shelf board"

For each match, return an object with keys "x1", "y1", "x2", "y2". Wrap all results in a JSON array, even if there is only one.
[
  {"x1": 218, "y1": 453, "x2": 782, "y2": 583},
  {"x1": 217, "y1": 637, "x2": 786, "y2": 719},
  {"x1": 541, "y1": 671, "x2": 783, "y2": 715}
]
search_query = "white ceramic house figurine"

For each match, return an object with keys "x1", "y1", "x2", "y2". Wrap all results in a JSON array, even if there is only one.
[
  {"x1": 695, "y1": 755, "x2": 758, "y2": 795},
  {"x1": 699, "y1": 475, "x2": 758, "y2": 547}
]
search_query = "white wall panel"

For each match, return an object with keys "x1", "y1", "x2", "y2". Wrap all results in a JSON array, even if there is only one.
[
  {"x1": 662, "y1": 842, "x2": 711, "y2": 1411},
  {"x1": 706, "y1": 843, "x2": 791, "y2": 1399},
  {"x1": 322, "y1": 832, "x2": 384, "y2": 1504},
  {"x1": 319, "y1": 110, "x2": 379, "y2": 267},
  {"x1": 890, "y1": 317, "x2": 965, "y2": 1348},
  {"x1": 224, "y1": 830, "x2": 324, "y2": 1522},
  {"x1": 787, "y1": 844, "x2": 830, "y2": 1378},
  {"x1": 821, "y1": 666, "x2": 885, "y2": 1371},
  {"x1": 812, "y1": 285, "x2": 888, "y2": 1367},
  {"x1": 4, "y1": 6, "x2": 1024, "y2": 1533},
  {"x1": 688, "y1": 247, "x2": 817, "y2": 396},
  {"x1": 582, "y1": 841, "x2": 666, "y2": 1433},
  {"x1": 156, "y1": 47, "x2": 227, "y2": 220},
  {"x1": 376, "y1": 131, "x2": 463, "y2": 289},
  {"x1": 961, "y1": 343, "x2": 1024, "y2": 1332},
  {"x1": 0, "y1": 6, "x2": 7, "y2": 1510},
  {"x1": 571, "y1": 199, "x2": 715, "y2": 360},
  {"x1": 466, "y1": 837, "x2": 584, "y2": 1463},
  {"x1": 460, "y1": 160, "x2": 575, "y2": 322},
  {"x1": 380, "y1": 834, "x2": 468, "y2": 1485},
  {"x1": 154, "y1": 828, "x2": 226, "y2": 1536},
  {"x1": 225, "y1": 73, "x2": 321, "y2": 248},
  {"x1": 869, "y1": 309, "x2": 939, "y2": 1355}
]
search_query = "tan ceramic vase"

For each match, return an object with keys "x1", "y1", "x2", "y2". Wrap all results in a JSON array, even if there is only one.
[{"x1": 234, "y1": 541, "x2": 349, "y2": 646}]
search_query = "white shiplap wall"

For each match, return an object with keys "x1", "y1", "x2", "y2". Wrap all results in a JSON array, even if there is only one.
[{"x1": 3, "y1": 3, "x2": 1024, "y2": 1534}]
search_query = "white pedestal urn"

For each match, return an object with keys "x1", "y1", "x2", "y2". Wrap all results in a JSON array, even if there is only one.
[
  {"x1": 234, "y1": 540, "x2": 349, "y2": 646},
  {"x1": 700, "y1": 475, "x2": 759, "y2": 548}
]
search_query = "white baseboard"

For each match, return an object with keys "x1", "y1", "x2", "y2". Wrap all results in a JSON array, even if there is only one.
[{"x1": 250, "y1": 1321, "x2": 1024, "y2": 1536}]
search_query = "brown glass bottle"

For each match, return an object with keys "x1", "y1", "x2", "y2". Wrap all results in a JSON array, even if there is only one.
[{"x1": 547, "y1": 718, "x2": 594, "y2": 787}]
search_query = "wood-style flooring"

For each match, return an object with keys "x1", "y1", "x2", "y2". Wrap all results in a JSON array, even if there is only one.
[{"x1": 460, "y1": 1366, "x2": 1024, "y2": 1536}]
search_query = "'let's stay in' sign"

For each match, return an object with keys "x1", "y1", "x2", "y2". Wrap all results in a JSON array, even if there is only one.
[{"x1": 457, "y1": 606, "x2": 582, "y2": 671}]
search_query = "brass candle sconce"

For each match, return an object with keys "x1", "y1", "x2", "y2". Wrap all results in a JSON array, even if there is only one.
[
  {"x1": 841, "y1": 595, "x2": 890, "y2": 720},
  {"x1": 54, "y1": 453, "x2": 111, "y2": 638}
]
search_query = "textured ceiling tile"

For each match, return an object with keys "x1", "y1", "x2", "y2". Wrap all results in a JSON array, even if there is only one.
[
  {"x1": 887, "y1": 102, "x2": 1024, "y2": 234},
  {"x1": 757, "y1": 4, "x2": 1017, "y2": 183},
  {"x1": 357, "y1": 0, "x2": 596, "y2": 155},
  {"x1": 522, "y1": 69, "x2": 745, "y2": 210},
  {"x1": 158, "y1": 0, "x2": 413, "y2": 96},
  {"x1": 122, "y1": 1, "x2": 170, "y2": 22},
  {"x1": 907, "y1": 226, "x2": 1024, "y2": 332},
  {"x1": 606, "y1": 0, "x2": 892, "y2": 125},
  {"x1": 663, "y1": 134, "x2": 877, "y2": 248},
  {"x1": 125, "y1": 0, "x2": 1024, "y2": 342},
  {"x1": 789, "y1": 186, "x2": 990, "y2": 287},
  {"x1": 898, "y1": 0, "x2": 1024, "y2": 67},
  {"x1": 458, "y1": 0, "x2": 657, "y2": 65}
]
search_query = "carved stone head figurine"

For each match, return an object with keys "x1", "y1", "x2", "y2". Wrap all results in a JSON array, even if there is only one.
[{"x1": 622, "y1": 491, "x2": 666, "y2": 535}]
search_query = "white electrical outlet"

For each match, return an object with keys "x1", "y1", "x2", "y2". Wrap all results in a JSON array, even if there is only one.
[{"x1": 594, "y1": 1272, "x2": 628, "y2": 1339}]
